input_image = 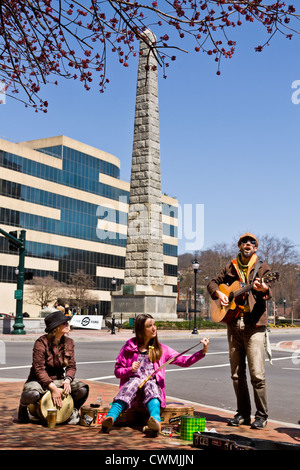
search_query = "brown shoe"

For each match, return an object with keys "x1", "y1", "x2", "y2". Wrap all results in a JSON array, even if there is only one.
[
  {"x1": 101, "y1": 416, "x2": 114, "y2": 433},
  {"x1": 142, "y1": 425, "x2": 159, "y2": 437},
  {"x1": 227, "y1": 414, "x2": 251, "y2": 427},
  {"x1": 251, "y1": 417, "x2": 267, "y2": 429},
  {"x1": 147, "y1": 416, "x2": 161, "y2": 432},
  {"x1": 17, "y1": 404, "x2": 30, "y2": 423}
]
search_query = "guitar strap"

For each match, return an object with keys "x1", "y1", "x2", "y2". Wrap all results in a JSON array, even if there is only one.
[
  {"x1": 230, "y1": 257, "x2": 261, "y2": 316},
  {"x1": 240, "y1": 260, "x2": 263, "y2": 316},
  {"x1": 250, "y1": 259, "x2": 262, "y2": 285}
]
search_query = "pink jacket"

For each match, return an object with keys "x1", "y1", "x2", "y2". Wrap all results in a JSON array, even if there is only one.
[{"x1": 114, "y1": 338, "x2": 206, "y2": 407}]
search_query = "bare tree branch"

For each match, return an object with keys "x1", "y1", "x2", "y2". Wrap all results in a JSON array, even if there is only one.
[{"x1": 0, "y1": 1, "x2": 299, "y2": 110}]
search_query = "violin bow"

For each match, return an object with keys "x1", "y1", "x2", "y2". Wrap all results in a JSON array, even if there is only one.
[{"x1": 138, "y1": 340, "x2": 204, "y2": 389}]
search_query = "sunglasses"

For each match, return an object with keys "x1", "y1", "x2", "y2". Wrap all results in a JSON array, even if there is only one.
[{"x1": 241, "y1": 239, "x2": 256, "y2": 246}]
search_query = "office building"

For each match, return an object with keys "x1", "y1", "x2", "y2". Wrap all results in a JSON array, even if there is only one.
[{"x1": 0, "y1": 136, "x2": 178, "y2": 317}]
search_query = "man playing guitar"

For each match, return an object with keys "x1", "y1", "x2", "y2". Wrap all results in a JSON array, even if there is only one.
[{"x1": 207, "y1": 233, "x2": 273, "y2": 430}]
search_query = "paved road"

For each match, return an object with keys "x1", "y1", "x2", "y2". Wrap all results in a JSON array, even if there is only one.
[{"x1": 1, "y1": 331, "x2": 299, "y2": 425}]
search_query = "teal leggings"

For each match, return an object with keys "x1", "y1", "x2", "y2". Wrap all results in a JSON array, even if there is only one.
[{"x1": 107, "y1": 398, "x2": 161, "y2": 423}]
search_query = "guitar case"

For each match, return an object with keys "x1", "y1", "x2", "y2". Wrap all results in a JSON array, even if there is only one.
[{"x1": 193, "y1": 431, "x2": 300, "y2": 451}]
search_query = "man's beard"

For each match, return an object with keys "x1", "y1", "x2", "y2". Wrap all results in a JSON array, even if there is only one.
[{"x1": 241, "y1": 248, "x2": 253, "y2": 259}]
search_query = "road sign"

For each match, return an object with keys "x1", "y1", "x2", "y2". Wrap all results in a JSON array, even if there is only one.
[{"x1": 14, "y1": 289, "x2": 23, "y2": 300}]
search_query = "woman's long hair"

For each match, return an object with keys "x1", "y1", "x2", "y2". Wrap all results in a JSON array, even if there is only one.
[
  {"x1": 47, "y1": 329, "x2": 69, "y2": 367},
  {"x1": 134, "y1": 314, "x2": 162, "y2": 363}
]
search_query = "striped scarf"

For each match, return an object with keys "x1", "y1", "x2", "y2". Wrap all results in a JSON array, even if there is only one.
[
  {"x1": 234, "y1": 253, "x2": 257, "y2": 283},
  {"x1": 231, "y1": 254, "x2": 258, "y2": 313},
  {"x1": 236, "y1": 254, "x2": 249, "y2": 283}
]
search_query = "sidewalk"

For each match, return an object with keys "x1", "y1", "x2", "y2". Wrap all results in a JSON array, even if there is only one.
[
  {"x1": 0, "y1": 325, "x2": 227, "y2": 341},
  {"x1": 0, "y1": 328, "x2": 300, "y2": 452},
  {"x1": 1, "y1": 379, "x2": 300, "y2": 452},
  {"x1": 1, "y1": 324, "x2": 300, "y2": 342}
]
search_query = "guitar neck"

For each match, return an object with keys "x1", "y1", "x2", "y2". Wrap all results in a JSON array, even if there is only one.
[
  {"x1": 233, "y1": 273, "x2": 277, "y2": 299},
  {"x1": 234, "y1": 282, "x2": 254, "y2": 298}
]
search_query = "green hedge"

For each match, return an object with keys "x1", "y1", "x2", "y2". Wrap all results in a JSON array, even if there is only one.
[{"x1": 119, "y1": 319, "x2": 226, "y2": 330}]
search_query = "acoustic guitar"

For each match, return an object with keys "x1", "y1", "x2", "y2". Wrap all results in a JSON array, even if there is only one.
[{"x1": 210, "y1": 271, "x2": 279, "y2": 324}]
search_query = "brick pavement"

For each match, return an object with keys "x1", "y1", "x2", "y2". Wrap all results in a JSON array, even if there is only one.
[
  {"x1": 1, "y1": 379, "x2": 300, "y2": 452},
  {"x1": 0, "y1": 328, "x2": 300, "y2": 452}
]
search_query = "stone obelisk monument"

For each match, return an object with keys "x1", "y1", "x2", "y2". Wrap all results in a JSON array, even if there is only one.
[{"x1": 112, "y1": 30, "x2": 177, "y2": 321}]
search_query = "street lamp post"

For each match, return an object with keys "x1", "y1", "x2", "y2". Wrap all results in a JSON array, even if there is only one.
[
  {"x1": 188, "y1": 287, "x2": 192, "y2": 328},
  {"x1": 111, "y1": 277, "x2": 117, "y2": 335},
  {"x1": 111, "y1": 314, "x2": 116, "y2": 335},
  {"x1": 0, "y1": 228, "x2": 27, "y2": 334},
  {"x1": 192, "y1": 259, "x2": 199, "y2": 334}
]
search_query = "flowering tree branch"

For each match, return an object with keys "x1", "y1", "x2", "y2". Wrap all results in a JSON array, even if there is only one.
[{"x1": 0, "y1": 0, "x2": 299, "y2": 111}]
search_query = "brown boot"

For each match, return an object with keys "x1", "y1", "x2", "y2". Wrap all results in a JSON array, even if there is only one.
[
  {"x1": 143, "y1": 418, "x2": 160, "y2": 438},
  {"x1": 101, "y1": 416, "x2": 114, "y2": 433},
  {"x1": 17, "y1": 404, "x2": 30, "y2": 423},
  {"x1": 147, "y1": 416, "x2": 161, "y2": 432}
]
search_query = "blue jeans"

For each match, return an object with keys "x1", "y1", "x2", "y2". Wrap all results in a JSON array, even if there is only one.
[{"x1": 227, "y1": 317, "x2": 268, "y2": 419}]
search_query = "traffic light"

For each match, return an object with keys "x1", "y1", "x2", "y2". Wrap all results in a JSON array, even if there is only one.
[
  {"x1": 8, "y1": 231, "x2": 19, "y2": 251},
  {"x1": 24, "y1": 272, "x2": 33, "y2": 281}
]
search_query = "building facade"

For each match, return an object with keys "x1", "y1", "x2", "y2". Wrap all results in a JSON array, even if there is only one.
[{"x1": 0, "y1": 136, "x2": 178, "y2": 317}]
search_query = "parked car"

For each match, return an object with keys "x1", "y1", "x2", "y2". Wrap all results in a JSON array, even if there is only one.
[{"x1": 0, "y1": 313, "x2": 13, "y2": 318}]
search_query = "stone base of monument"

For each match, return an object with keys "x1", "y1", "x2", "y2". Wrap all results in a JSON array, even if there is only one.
[{"x1": 111, "y1": 284, "x2": 178, "y2": 321}]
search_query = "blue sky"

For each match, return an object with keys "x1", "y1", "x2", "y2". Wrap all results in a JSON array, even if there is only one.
[{"x1": 1, "y1": 20, "x2": 300, "y2": 255}]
